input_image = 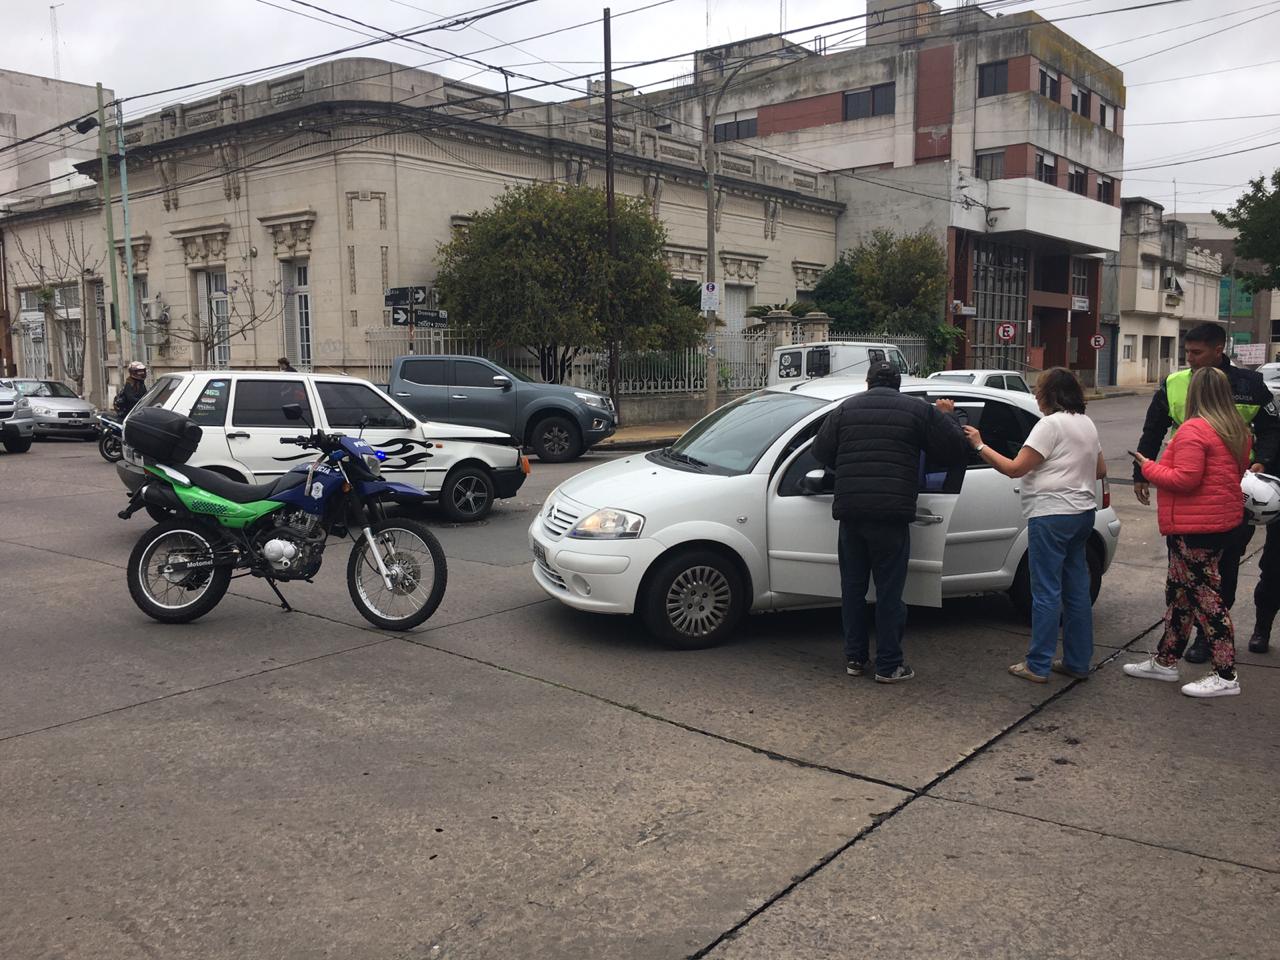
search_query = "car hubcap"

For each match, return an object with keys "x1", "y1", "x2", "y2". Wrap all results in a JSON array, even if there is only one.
[
  {"x1": 452, "y1": 476, "x2": 489, "y2": 515},
  {"x1": 665, "y1": 565, "x2": 731, "y2": 637},
  {"x1": 543, "y1": 426, "x2": 569, "y2": 456}
]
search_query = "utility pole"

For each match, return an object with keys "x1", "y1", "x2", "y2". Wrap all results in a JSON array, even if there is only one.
[
  {"x1": 49, "y1": 5, "x2": 63, "y2": 80},
  {"x1": 702, "y1": 88, "x2": 721, "y2": 414},
  {"x1": 603, "y1": 8, "x2": 620, "y2": 417},
  {"x1": 116, "y1": 108, "x2": 140, "y2": 362},
  {"x1": 97, "y1": 84, "x2": 124, "y2": 391}
]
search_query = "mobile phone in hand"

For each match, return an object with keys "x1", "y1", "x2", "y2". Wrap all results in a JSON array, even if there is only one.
[{"x1": 1127, "y1": 449, "x2": 1141, "y2": 460}]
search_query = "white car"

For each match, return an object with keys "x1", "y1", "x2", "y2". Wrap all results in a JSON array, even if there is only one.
[
  {"x1": 1258, "y1": 362, "x2": 1280, "y2": 399},
  {"x1": 117, "y1": 371, "x2": 528, "y2": 522},
  {"x1": 928, "y1": 369, "x2": 1032, "y2": 393},
  {"x1": 529, "y1": 377, "x2": 1121, "y2": 647}
]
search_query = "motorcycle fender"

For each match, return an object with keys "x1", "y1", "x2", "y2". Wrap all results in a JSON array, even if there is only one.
[{"x1": 358, "y1": 480, "x2": 436, "y2": 503}]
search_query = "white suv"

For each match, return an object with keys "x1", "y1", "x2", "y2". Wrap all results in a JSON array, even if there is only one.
[
  {"x1": 117, "y1": 371, "x2": 528, "y2": 521},
  {"x1": 529, "y1": 377, "x2": 1121, "y2": 646}
]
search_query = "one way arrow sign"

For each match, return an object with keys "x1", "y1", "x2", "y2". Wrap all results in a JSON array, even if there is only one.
[
  {"x1": 390, "y1": 307, "x2": 412, "y2": 326},
  {"x1": 411, "y1": 286, "x2": 428, "y2": 304}
]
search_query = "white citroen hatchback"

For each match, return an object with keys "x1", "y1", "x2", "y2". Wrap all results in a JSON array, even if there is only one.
[{"x1": 529, "y1": 377, "x2": 1121, "y2": 647}]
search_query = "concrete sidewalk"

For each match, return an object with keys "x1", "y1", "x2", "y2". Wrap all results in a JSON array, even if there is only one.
[{"x1": 601, "y1": 384, "x2": 1154, "y2": 451}]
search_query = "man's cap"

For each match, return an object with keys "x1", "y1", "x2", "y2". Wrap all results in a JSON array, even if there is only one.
[{"x1": 866, "y1": 360, "x2": 900, "y2": 387}]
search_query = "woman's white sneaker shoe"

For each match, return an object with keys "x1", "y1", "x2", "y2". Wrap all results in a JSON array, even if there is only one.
[
  {"x1": 1122, "y1": 657, "x2": 1180, "y2": 682},
  {"x1": 1181, "y1": 674, "x2": 1241, "y2": 698}
]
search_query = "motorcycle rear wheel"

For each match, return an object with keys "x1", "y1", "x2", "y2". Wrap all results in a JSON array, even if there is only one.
[
  {"x1": 98, "y1": 432, "x2": 122, "y2": 462},
  {"x1": 347, "y1": 517, "x2": 448, "y2": 631},
  {"x1": 128, "y1": 521, "x2": 231, "y2": 624}
]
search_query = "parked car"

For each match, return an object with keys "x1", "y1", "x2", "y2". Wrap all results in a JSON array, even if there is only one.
[
  {"x1": 928, "y1": 369, "x2": 1032, "y2": 393},
  {"x1": 0, "y1": 381, "x2": 35, "y2": 453},
  {"x1": 1, "y1": 378, "x2": 97, "y2": 438},
  {"x1": 388, "y1": 355, "x2": 616, "y2": 462},
  {"x1": 768, "y1": 341, "x2": 912, "y2": 387},
  {"x1": 116, "y1": 371, "x2": 528, "y2": 522},
  {"x1": 529, "y1": 376, "x2": 1121, "y2": 647},
  {"x1": 1258, "y1": 362, "x2": 1280, "y2": 399}
]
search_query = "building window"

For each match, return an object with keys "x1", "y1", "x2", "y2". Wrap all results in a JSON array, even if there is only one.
[
  {"x1": 1099, "y1": 100, "x2": 1116, "y2": 131},
  {"x1": 1038, "y1": 68, "x2": 1060, "y2": 100},
  {"x1": 978, "y1": 61, "x2": 1008, "y2": 98},
  {"x1": 843, "y1": 82, "x2": 895, "y2": 120},
  {"x1": 971, "y1": 240, "x2": 1029, "y2": 369},
  {"x1": 196, "y1": 269, "x2": 230, "y2": 369},
  {"x1": 284, "y1": 260, "x2": 312, "y2": 370},
  {"x1": 1071, "y1": 87, "x2": 1091, "y2": 118},
  {"x1": 713, "y1": 114, "x2": 757, "y2": 142},
  {"x1": 1068, "y1": 164, "x2": 1088, "y2": 196},
  {"x1": 1141, "y1": 262, "x2": 1156, "y2": 289},
  {"x1": 1035, "y1": 152, "x2": 1057, "y2": 185},
  {"x1": 1123, "y1": 334, "x2": 1136, "y2": 360},
  {"x1": 1096, "y1": 176, "x2": 1114, "y2": 204},
  {"x1": 975, "y1": 150, "x2": 1005, "y2": 181},
  {"x1": 1071, "y1": 257, "x2": 1089, "y2": 298}
]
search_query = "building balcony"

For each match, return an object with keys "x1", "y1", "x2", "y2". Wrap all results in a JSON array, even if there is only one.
[{"x1": 983, "y1": 177, "x2": 1120, "y2": 253}]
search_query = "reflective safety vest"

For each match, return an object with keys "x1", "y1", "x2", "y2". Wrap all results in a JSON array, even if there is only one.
[{"x1": 1166, "y1": 367, "x2": 1262, "y2": 428}]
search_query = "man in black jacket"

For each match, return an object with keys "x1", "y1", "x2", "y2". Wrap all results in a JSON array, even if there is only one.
[
  {"x1": 1133, "y1": 323, "x2": 1280, "y2": 662},
  {"x1": 113, "y1": 361, "x2": 149, "y2": 416},
  {"x1": 813, "y1": 361, "x2": 970, "y2": 683}
]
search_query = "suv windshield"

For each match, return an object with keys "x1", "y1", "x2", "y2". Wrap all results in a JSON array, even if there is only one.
[
  {"x1": 17, "y1": 380, "x2": 77, "y2": 398},
  {"x1": 663, "y1": 390, "x2": 825, "y2": 475}
]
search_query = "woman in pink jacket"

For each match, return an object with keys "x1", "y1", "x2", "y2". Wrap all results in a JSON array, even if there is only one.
[{"x1": 1126, "y1": 367, "x2": 1252, "y2": 698}]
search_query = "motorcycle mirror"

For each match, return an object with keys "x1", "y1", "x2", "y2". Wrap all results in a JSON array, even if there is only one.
[{"x1": 281, "y1": 403, "x2": 312, "y2": 428}]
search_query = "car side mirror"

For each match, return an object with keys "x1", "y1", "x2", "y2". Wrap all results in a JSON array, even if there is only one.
[
  {"x1": 282, "y1": 403, "x2": 304, "y2": 421},
  {"x1": 800, "y1": 468, "x2": 830, "y2": 495},
  {"x1": 493, "y1": 375, "x2": 512, "y2": 391}
]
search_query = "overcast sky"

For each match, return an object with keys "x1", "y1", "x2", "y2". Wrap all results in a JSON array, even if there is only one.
[{"x1": 5, "y1": 0, "x2": 1279, "y2": 212}]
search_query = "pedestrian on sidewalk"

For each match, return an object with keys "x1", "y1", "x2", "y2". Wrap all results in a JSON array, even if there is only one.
[
  {"x1": 813, "y1": 360, "x2": 969, "y2": 684},
  {"x1": 1131, "y1": 323, "x2": 1280, "y2": 664},
  {"x1": 1126, "y1": 367, "x2": 1252, "y2": 698},
  {"x1": 962, "y1": 368, "x2": 1105, "y2": 684}
]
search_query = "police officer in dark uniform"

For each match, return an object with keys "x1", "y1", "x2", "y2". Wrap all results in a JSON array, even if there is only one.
[
  {"x1": 113, "y1": 361, "x2": 149, "y2": 416},
  {"x1": 1133, "y1": 323, "x2": 1280, "y2": 662}
]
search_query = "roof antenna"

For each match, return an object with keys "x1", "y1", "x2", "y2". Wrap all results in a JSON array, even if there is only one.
[{"x1": 50, "y1": 4, "x2": 63, "y2": 80}]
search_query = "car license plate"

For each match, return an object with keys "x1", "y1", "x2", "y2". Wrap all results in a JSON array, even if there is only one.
[
  {"x1": 123, "y1": 445, "x2": 140, "y2": 465},
  {"x1": 531, "y1": 542, "x2": 547, "y2": 566}
]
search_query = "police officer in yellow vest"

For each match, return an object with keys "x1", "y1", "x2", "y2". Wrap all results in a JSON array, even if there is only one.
[{"x1": 1134, "y1": 323, "x2": 1280, "y2": 661}]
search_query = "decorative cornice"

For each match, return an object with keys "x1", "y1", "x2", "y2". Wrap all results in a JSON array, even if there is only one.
[
  {"x1": 257, "y1": 209, "x2": 316, "y2": 258},
  {"x1": 792, "y1": 259, "x2": 827, "y2": 290},
  {"x1": 720, "y1": 251, "x2": 767, "y2": 284},
  {"x1": 113, "y1": 234, "x2": 152, "y2": 273},
  {"x1": 171, "y1": 221, "x2": 231, "y2": 266}
]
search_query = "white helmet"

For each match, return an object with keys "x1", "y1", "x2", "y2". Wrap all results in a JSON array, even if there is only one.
[{"x1": 1241, "y1": 472, "x2": 1280, "y2": 526}]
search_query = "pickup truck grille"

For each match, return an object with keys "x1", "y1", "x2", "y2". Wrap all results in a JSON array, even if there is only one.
[
  {"x1": 542, "y1": 501, "x2": 581, "y2": 539},
  {"x1": 0, "y1": 405, "x2": 13, "y2": 421}
]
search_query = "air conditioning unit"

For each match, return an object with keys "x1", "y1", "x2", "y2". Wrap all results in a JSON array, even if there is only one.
[{"x1": 142, "y1": 298, "x2": 168, "y2": 323}]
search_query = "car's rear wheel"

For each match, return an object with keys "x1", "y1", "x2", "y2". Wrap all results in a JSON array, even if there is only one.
[
  {"x1": 530, "y1": 415, "x2": 581, "y2": 463},
  {"x1": 641, "y1": 548, "x2": 746, "y2": 649},
  {"x1": 1009, "y1": 542, "x2": 1103, "y2": 622},
  {"x1": 439, "y1": 465, "x2": 495, "y2": 522}
]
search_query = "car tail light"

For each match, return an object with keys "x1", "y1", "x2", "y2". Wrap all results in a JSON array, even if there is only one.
[
  {"x1": 520, "y1": 455, "x2": 531, "y2": 476},
  {"x1": 1101, "y1": 477, "x2": 1111, "y2": 509}
]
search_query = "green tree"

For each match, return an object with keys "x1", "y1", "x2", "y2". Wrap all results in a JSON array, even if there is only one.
[
  {"x1": 435, "y1": 183, "x2": 701, "y2": 383},
  {"x1": 1215, "y1": 169, "x2": 1280, "y2": 293},
  {"x1": 812, "y1": 229, "x2": 958, "y2": 369}
]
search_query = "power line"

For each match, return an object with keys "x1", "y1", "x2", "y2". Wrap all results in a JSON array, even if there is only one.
[
  {"x1": 1127, "y1": 55, "x2": 1280, "y2": 86},
  {"x1": 1117, "y1": 3, "x2": 1280, "y2": 65},
  {"x1": 1095, "y1": 0, "x2": 1280, "y2": 48}
]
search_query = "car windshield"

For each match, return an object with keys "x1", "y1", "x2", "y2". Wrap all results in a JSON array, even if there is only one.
[
  {"x1": 664, "y1": 390, "x2": 826, "y2": 475},
  {"x1": 930, "y1": 374, "x2": 976, "y2": 384},
  {"x1": 17, "y1": 380, "x2": 77, "y2": 398}
]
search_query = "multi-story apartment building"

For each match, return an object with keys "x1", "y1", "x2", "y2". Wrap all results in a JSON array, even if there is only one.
[
  {"x1": 1179, "y1": 212, "x2": 1280, "y2": 361},
  {"x1": 627, "y1": 0, "x2": 1124, "y2": 381},
  {"x1": 1106, "y1": 198, "x2": 1221, "y2": 386}
]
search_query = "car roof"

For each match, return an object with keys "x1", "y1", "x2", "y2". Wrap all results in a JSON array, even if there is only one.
[
  {"x1": 163, "y1": 370, "x2": 360, "y2": 383},
  {"x1": 768, "y1": 376, "x2": 1041, "y2": 413},
  {"x1": 928, "y1": 369, "x2": 1023, "y2": 378},
  {"x1": 773, "y1": 341, "x2": 898, "y2": 350}
]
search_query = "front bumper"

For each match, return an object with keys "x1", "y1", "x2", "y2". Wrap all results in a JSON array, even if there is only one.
[
  {"x1": 527, "y1": 515, "x2": 663, "y2": 615},
  {"x1": 117, "y1": 460, "x2": 147, "y2": 493},
  {"x1": 582, "y1": 414, "x2": 616, "y2": 447},
  {"x1": 1, "y1": 416, "x2": 35, "y2": 439},
  {"x1": 492, "y1": 464, "x2": 528, "y2": 499},
  {"x1": 33, "y1": 413, "x2": 95, "y2": 436}
]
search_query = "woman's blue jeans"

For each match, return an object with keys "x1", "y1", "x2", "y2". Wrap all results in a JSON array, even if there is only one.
[{"x1": 1026, "y1": 510, "x2": 1096, "y2": 677}]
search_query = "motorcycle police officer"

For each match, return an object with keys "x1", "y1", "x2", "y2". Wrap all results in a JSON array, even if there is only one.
[{"x1": 113, "y1": 361, "x2": 149, "y2": 417}]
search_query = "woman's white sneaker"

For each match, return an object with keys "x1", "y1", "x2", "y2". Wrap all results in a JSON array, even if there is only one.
[
  {"x1": 1181, "y1": 673, "x2": 1241, "y2": 698},
  {"x1": 1122, "y1": 657, "x2": 1180, "y2": 682}
]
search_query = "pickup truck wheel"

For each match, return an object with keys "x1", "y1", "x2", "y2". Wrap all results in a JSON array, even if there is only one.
[
  {"x1": 1009, "y1": 544, "x2": 1103, "y2": 622},
  {"x1": 440, "y1": 465, "x2": 495, "y2": 522},
  {"x1": 530, "y1": 415, "x2": 581, "y2": 463},
  {"x1": 3, "y1": 436, "x2": 32, "y2": 454},
  {"x1": 641, "y1": 549, "x2": 746, "y2": 649}
]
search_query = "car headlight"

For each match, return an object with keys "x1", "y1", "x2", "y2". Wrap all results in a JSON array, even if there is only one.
[
  {"x1": 32, "y1": 405, "x2": 53, "y2": 416},
  {"x1": 569, "y1": 507, "x2": 644, "y2": 539},
  {"x1": 574, "y1": 391, "x2": 608, "y2": 409},
  {"x1": 362, "y1": 453, "x2": 383, "y2": 477}
]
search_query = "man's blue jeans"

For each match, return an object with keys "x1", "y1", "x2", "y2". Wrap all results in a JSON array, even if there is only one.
[
  {"x1": 839, "y1": 518, "x2": 911, "y2": 674},
  {"x1": 1026, "y1": 510, "x2": 1096, "y2": 677}
]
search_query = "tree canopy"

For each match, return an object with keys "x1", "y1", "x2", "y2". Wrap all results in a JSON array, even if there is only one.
[
  {"x1": 434, "y1": 183, "x2": 701, "y2": 382},
  {"x1": 1215, "y1": 169, "x2": 1280, "y2": 293}
]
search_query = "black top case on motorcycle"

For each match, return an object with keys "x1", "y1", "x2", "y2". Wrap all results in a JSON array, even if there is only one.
[{"x1": 124, "y1": 407, "x2": 203, "y2": 464}]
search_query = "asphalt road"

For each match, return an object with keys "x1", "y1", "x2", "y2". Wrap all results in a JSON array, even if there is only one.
[{"x1": 1, "y1": 398, "x2": 1277, "y2": 960}]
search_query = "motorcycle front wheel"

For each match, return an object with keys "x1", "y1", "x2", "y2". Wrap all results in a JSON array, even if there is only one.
[
  {"x1": 98, "y1": 432, "x2": 122, "y2": 462},
  {"x1": 127, "y1": 521, "x2": 231, "y2": 624},
  {"x1": 347, "y1": 517, "x2": 448, "y2": 631}
]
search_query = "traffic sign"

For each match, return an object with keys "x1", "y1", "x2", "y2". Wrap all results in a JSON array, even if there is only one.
[
  {"x1": 413, "y1": 308, "x2": 449, "y2": 329},
  {"x1": 390, "y1": 306, "x2": 412, "y2": 326},
  {"x1": 996, "y1": 322, "x2": 1017, "y2": 343},
  {"x1": 1089, "y1": 333, "x2": 1106, "y2": 349},
  {"x1": 701, "y1": 281, "x2": 719, "y2": 313},
  {"x1": 384, "y1": 286, "x2": 429, "y2": 308}
]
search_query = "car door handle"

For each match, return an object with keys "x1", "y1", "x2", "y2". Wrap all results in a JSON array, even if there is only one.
[
  {"x1": 394, "y1": 392, "x2": 412, "y2": 398},
  {"x1": 451, "y1": 394, "x2": 467, "y2": 400},
  {"x1": 227, "y1": 431, "x2": 250, "y2": 440},
  {"x1": 913, "y1": 512, "x2": 945, "y2": 525}
]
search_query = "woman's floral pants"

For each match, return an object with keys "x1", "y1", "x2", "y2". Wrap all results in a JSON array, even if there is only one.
[{"x1": 1157, "y1": 536, "x2": 1236, "y2": 674}]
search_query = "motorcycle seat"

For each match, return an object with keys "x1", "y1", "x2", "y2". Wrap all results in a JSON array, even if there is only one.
[{"x1": 177, "y1": 465, "x2": 307, "y2": 504}]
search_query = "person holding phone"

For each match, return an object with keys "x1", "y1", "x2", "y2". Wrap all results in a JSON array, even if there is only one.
[
  {"x1": 1125, "y1": 367, "x2": 1252, "y2": 698},
  {"x1": 963, "y1": 368, "x2": 1105, "y2": 684}
]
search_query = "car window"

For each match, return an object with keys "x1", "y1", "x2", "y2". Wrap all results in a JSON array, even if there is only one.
[
  {"x1": 453, "y1": 359, "x2": 498, "y2": 388},
  {"x1": 188, "y1": 378, "x2": 231, "y2": 426},
  {"x1": 400, "y1": 359, "x2": 446, "y2": 386},
  {"x1": 138, "y1": 376, "x2": 183, "y2": 410},
  {"x1": 778, "y1": 442, "x2": 829, "y2": 497},
  {"x1": 663, "y1": 390, "x2": 826, "y2": 475},
  {"x1": 317, "y1": 381, "x2": 411, "y2": 429},
  {"x1": 986, "y1": 375, "x2": 1006, "y2": 390},
  {"x1": 777, "y1": 349, "x2": 803, "y2": 380},
  {"x1": 1006, "y1": 375, "x2": 1031, "y2": 393},
  {"x1": 868, "y1": 349, "x2": 885, "y2": 363},
  {"x1": 888, "y1": 350, "x2": 910, "y2": 375},
  {"x1": 232, "y1": 379, "x2": 312, "y2": 427},
  {"x1": 806, "y1": 347, "x2": 831, "y2": 378}
]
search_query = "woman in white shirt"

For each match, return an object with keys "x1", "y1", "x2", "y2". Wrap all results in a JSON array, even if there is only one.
[{"x1": 963, "y1": 368, "x2": 1107, "y2": 684}]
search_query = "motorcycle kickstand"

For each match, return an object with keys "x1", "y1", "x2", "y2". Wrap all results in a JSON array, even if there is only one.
[{"x1": 265, "y1": 577, "x2": 293, "y2": 612}]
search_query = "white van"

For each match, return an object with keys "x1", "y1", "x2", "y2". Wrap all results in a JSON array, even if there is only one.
[{"x1": 768, "y1": 341, "x2": 912, "y2": 386}]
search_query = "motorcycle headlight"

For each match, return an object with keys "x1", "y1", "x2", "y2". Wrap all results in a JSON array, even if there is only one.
[
  {"x1": 362, "y1": 453, "x2": 383, "y2": 478},
  {"x1": 569, "y1": 507, "x2": 644, "y2": 539},
  {"x1": 574, "y1": 391, "x2": 608, "y2": 409}
]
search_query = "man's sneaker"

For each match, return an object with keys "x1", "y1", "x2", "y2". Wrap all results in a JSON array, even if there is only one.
[
  {"x1": 1181, "y1": 673, "x2": 1241, "y2": 698},
  {"x1": 846, "y1": 660, "x2": 871, "y2": 677},
  {"x1": 1122, "y1": 657, "x2": 1180, "y2": 682},
  {"x1": 1183, "y1": 638, "x2": 1211, "y2": 664},
  {"x1": 875, "y1": 665, "x2": 915, "y2": 684}
]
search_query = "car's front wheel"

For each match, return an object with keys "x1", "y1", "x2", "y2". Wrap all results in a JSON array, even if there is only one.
[
  {"x1": 530, "y1": 415, "x2": 581, "y2": 463},
  {"x1": 1009, "y1": 542, "x2": 1103, "y2": 622},
  {"x1": 641, "y1": 548, "x2": 746, "y2": 649},
  {"x1": 3, "y1": 435, "x2": 32, "y2": 454}
]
